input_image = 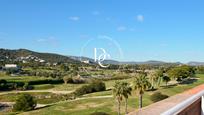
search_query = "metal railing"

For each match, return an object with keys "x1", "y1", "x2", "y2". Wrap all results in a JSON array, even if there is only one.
[{"x1": 161, "y1": 90, "x2": 204, "y2": 115}]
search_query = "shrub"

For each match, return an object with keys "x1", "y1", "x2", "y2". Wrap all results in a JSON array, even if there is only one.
[
  {"x1": 74, "y1": 85, "x2": 92, "y2": 96},
  {"x1": 72, "y1": 77, "x2": 85, "y2": 84},
  {"x1": 63, "y1": 76, "x2": 73, "y2": 84},
  {"x1": 74, "y1": 81, "x2": 106, "y2": 96},
  {"x1": 150, "y1": 92, "x2": 169, "y2": 102},
  {"x1": 23, "y1": 83, "x2": 29, "y2": 90},
  {"x1": 0, "y1": 79, "x2": 8, "y2": 90},
  {"x1": 90, "y1": 80, "x2": 106, "y2": 92},
  {"x1": 22, "y1": 83, "x2": 33, "y2": 90},
  {"x1": 28, "y1": 79, "x2": 63, "y2": 85},
  {"x1": 13, "y1": 82, "x2": 25, "y2": 90},
  {"x1": 13, "y1": 94, "x2": 37, "y2": 111}
]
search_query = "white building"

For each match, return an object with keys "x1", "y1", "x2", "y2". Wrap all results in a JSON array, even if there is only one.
[
  {"x1": 5, "y1": 64, "x2": 18, "y2": 68},
  {"x1": 82, "y1": 60, "x2": 90, "y2": 64}
]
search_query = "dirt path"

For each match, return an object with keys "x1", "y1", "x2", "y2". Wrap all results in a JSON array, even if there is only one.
[{"x1": 128, "y1": 84, "x2": 204, "y2": 115}]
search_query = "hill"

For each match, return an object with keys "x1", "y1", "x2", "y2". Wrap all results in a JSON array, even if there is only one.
[
  {"x1": 188, "y1": 61, "x2": 204, "y2": 66},
  {"x1": 0, "y1": 48, "x2": 79, "y2": 64}
]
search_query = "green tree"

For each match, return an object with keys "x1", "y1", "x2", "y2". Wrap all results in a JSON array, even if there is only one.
[
  {"x1": 133, "y1": 73, "x2": 151, "y2": 109},
  {"x1": 112, "y1": 81, "x2": 123, "y2": 115},
  {"x1": 63, "y1": 75, "x2": 72, "y2": 84},
  {"x1": 149, "y1": 71, "x2": 157, "y2": 90},
  {"x1": 13, "y1": 94, "x2": 37, "y2": 111},
  {"x1": 162, "y1": 75, "x2": 171, "y2": 86},
  {"x1": 155, "y1": 69, "x2": 164, "y2": 87},
  {"x1": 149, "y1": 70, "x2": 164, "y2": 89},
  {"x1": 60, "y1": 64, "x2": 69, "y2": 71},
  {"x1": 23, "y1": 83, "x2": 29, "y2": 90},
  {"x1": 167, "y1": 65, "x2": 195, "y2": 83},
  {"x1": 121, "y1": 82, "x2": 132, "y2": 114}
]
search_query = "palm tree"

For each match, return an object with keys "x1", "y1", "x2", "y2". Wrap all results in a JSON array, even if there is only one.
[
  {"x1": 113, "y1": 81, "x2": 123, "y2": 115},
  {"x1": 149, "y1": 70, "x2": 163, "y2": 89},
  {"x1": 162, "y1": 75, "x2": 171, "y2": 87},
  {"x1": 121, "y1": 82, "x2": 132, "y2": 114},
  {"x1": 133, "y1": 73, "x2": 151, "y2": 109}
]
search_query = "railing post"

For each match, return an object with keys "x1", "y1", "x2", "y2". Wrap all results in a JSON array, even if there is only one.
[{"x1": 201, "y1": 96, "x2": 204, "y2": 115}]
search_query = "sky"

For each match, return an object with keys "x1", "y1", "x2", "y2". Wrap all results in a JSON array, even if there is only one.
[{"x1": 0, "y1": 0, "x2": 204, "y2": 63}]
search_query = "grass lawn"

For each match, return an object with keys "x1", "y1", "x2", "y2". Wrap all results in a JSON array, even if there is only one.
[
  {"x1": 83, "y1": 90, "x2": 112, "y2": 97},
  {"x1": 104, "y1": 78, "x2": 133, "y2": 89},
  {"x1": 2, "y1": 74, "x2": 204, "y2": 115},
  {"x1": 0, "y1": 75, "x2": 52, "y2": 83},
  {"x1": 21, "y1": 98, "x2": 119, "y2": 115},
  {"x1": 0, "y1": 92, "x2": 61, "y2": 104},
  {"x1": 32, "y1": 84, "x2": 54, "y2": 90},
  {"x1": 53, "y1": 83, "x2": 85, "y2": 91}
]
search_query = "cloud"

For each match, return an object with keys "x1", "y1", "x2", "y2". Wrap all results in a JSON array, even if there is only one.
[
  {"x1": 117, "y1": 26, "x2": 127, "y2": 31},
  {"x1": 69, "y1": 16, "x2": 80, "y2": 21},
  {"x1": 92, "y1": 11, "x2": 100, "y2": 15},
  {"x1": 136, "y1": 15, "x2": 144, "y2": 22}
]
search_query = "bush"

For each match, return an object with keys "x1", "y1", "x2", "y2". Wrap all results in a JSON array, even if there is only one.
[
  {"x1": 74, "y1": 81, "x2": 106, "y2": 96},
  {"x1": 28, "y1": 79, "x2": 63, "y2": 85},
  {"x1": 0, "y1": 79, "x2": 8, "y2": 90},
  {"x1": 13, "y1": 94, "x2": 37, "y2": 111},
  {"x1": 90, "y1": 80, "x2": 106, "y2": 92},
  {"x1": 150, "y1": 92, "x2": 169, "y2": 102},
  {"x1": 63, "y1": 76, "x2": 73, "y2": 84},
  {"x1": 72, "y1": 77, "x2": 86, "y2": 84},
  {"x1": 22, "y1": 83, "x2": 33, "y2": 90},
  {"x1": 74, "y1": 85, "x2": 92, "y2": 96},
  {"x1": 23, "y1": 83, "x2": 29, "y2": 90},
  {"x1": 13, "y1": 82, "x2": 25, "y2": 90}
]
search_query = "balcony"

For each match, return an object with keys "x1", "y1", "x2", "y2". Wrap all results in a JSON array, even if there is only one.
[
  {"x1": 129, "y1": 84, "x2": 204, "y2": 115},
  {"x1": 162, "y1": 90, "x2": 204, "y2": 115}
]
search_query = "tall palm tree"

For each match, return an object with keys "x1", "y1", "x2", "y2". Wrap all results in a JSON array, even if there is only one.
[
  {"x1": 113, "y1": 81, "x2": 123, "y2": 115},
  {"x1": 149, "y1": 70, "x2": 163, "y2": 89},
  {"x1": 133, "y1": 73, "x2": 151, "y2": 109},
  {"x1": 121, "y1": 82, "x2": 132, "y2": 114}
]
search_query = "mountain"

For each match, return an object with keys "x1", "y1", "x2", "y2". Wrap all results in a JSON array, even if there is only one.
[
  {"x1": 0, "y1": 48, "x2": 189, "y2": 66},
  {"x1": 119, "y1": 60, "x2": 166, "y2": 65},
  {"x1": 102, "y1": 60, "x2": 182, "y2": 65},
  {"x1": 68, "y1": 50, "x2": 185, "y2": 65},
  {"x1": 69, "y1": 57, "x2": 176, "y2": 65},
  {"x1": 69, "y1": 56, "x2": 94, "y2": 62},
  {"x1": 0, "y1": 48, "x2": 79, "y2": 63},
  {"x1": 187, "y1": 61, "x2": 204, "y2": 66}
]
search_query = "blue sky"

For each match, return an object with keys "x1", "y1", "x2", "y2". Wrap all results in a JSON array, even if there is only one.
[{"x1": 0, "y1": 0, "x2": 204, "y2": 63}]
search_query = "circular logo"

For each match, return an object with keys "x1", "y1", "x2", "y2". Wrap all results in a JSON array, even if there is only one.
[{"x1": 80, "y1": 35, "x2": 123, "y2": 74}]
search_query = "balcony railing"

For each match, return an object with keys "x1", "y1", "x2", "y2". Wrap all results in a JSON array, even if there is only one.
[{"x1": 161, "y1": 90, "x2": 204, "y2": 115}]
